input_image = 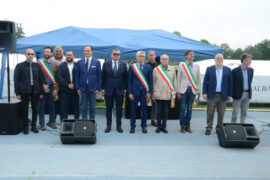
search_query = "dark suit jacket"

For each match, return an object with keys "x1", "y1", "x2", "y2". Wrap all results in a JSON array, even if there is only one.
[
  {"x1": 14, "y1": 61, "x2": 43, "y2": 96},
  {"x1": 75, "y1": 57, "x2": 102, "y2": 93},
  {"x1": 57, "y1": 62, "x2": 77, "y2": 93},
  {"x1": 102, "y1": 60, "x2": 128, "y2": 96},
  {"x1": 203, "y1": 65, "x2": 233, "y2": 100},
  {"x1": 232, "y1": 65, "x2": 253, "y2": 100},
  {"x1": 128, "y1": 63, "x2": 153, "y2": 96}
]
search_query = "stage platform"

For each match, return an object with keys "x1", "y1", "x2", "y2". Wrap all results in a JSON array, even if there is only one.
[{"x1": 0, "y1": 109, "x2": 270, "y2": 180}]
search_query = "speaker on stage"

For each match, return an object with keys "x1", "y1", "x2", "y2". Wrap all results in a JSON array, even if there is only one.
[
  {"x1": 0, "y1": 99, "x2": 23, "y2": 135},
  {"x1": 217, "y1": 123, "x2": 260, "y2": 148},
  {"x1": 60, "y1": 119, "x2": 96, "y2": 144},
  {"x1": 0, "y1": 21, "x2": 16, "y2": 53}
]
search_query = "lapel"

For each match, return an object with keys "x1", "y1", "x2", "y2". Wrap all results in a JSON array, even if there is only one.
[
  {"x1": 238, "y1": 65, "x2": 244, "y2": 83},
  {"x1": 213, "y1": 66, "x2": 217, "y2": 85},
  {"x1": 64, "y1": 62, "x2": 71, "y2": 83}
]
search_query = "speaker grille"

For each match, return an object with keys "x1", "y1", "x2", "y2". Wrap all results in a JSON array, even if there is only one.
[
  {"x1": 224, "y1": 124, "x2": 246, "y2": 141},
  {"x1": 74, "y1": 120, "x2": 94, "y2": 136}
]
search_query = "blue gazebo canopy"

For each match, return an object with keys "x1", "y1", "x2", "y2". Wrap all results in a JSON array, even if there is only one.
[{"x1": 16, "y1": 26, "x2": 223, "y2": 61}]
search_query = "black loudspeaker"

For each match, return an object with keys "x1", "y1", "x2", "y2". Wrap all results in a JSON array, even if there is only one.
[
  {"x1": 60, "y1": 119, "x2": 96, "y2": 144},
  {"x1": 217, "y1": 123, "x2": 260, "y2": 148},
  {"x1": 0, "y1": 21, "x2": 16, "y2": 53},
  {"x1": 0, "y1": 100, "x2": 23, "y2": 135}
]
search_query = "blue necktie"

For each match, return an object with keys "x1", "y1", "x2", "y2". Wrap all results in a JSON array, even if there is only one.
[
  {"x1": 86, "y1": 59, "x2": 89, "y2": 71},
  {"x1": 140, "y1": 64, "x2": 143, "y2": 71},
  {"x1": 114, "y1": 62, "x2": 117, "y2": 76}
]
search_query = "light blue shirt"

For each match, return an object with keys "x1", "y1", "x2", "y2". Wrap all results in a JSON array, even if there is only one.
[
  {"x1": 187, "y1": 62, "x2": 193, "y2": 87},
  {"x1": 215, "y1": 66, "x2": 223, "y2": 92},
  {"x1": 241, "y1": 65, "x2": 249, "y2": 91}
]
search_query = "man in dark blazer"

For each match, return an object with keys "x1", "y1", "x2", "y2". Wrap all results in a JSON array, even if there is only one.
[
  {"x1": 231, "y1": 54, "x2": 253, "y2": 124},
  {"x1": 128, "y1": 51, "x2": 153, "y2": 134},
  {"x1": 102, "y1": 49, "x2": 128, "y2": 133},
  {"x1": 203, "y1": 54, "x2": 233, "y2": 135},
  {"x1": 14, "y1": 48, "x2": 43, "y2": 134},
  {"x1": 57, "y1": 50, "x2": 79, "y2": 120},
  {"x1": 75, "y1": 45, "x2": 102, "y2": 120}
]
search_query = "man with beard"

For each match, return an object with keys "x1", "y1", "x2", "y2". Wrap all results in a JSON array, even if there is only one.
[
  {"x1": 14, "y1": 48, "x2": 43, "y2": 134},
  {"x1": 38, "y1": 46, "x2": 59, "y2": 130},
  {"x1": 57, "y1": 50, "x2": 79, "y2": 120}
]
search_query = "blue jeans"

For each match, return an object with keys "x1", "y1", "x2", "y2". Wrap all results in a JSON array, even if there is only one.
[
  {"x1": 179, "y1": 89, "x2": 195, "y2": 126},
  {"x1": 61, "y1": 91, "x2": 80, "y2": 120},
  {"x1": 39, "y1": 87, "x2": 56, "y2": 126},
  {"x1": 81, "y1": 89, "x2": 96, "y2": 120}
]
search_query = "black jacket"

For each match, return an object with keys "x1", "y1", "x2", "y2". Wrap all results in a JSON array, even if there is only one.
[
  {"x1": 57, "y1": 62, "x2": 77, "y2": 93},
  {"x1": 14, "y1": 60, "x2": 43, "y2": 96},
  {"x1": 232, "y1": 65, "x2": 254, "y2": 100}
]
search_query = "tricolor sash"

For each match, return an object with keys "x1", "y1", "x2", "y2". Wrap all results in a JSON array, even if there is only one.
[
  {"x1": 38, "y1": 59, "x2": 56, "y2": 84},
  {"x1": 181, "y1": 62, "x2": 198, "y2": 92},
  {"x1": 156, "y1": 65, "x2": 177, "y2": 108},
  {"x1": 131, "y1": 63, "x2": 149, "y2": 92},
  {"x1": 38, "y1": 59, "x2": 59, "y2": 101}
]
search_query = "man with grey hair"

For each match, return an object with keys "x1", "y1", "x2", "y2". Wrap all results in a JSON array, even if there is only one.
[
  {"x1": 147, "y1": 50, "x2": 158, "y2": 127},
  {"x1": 128, "y1": 51, "x2": 153, "y2": 134},
  {"x1": 203, "y1": 54, "x2": 232, "y2": 135},
  {"x1": 231, "y1": 54, "x2": 254, "y2": 124}
]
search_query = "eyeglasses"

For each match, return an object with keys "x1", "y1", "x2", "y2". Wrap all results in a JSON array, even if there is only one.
[
  {"x1": 113, "y1": 53, "x2": 120, "y2": 56},
  {"x1": 27, "y1": 53, "x2": 34, "y2": 56}
]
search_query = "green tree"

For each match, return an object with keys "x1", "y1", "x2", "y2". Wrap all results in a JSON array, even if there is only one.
[
  {"x1": 231, "y1": 48, "x2": 243, "y2": 59},
  {"x1": 16, "y1": 23, "x2": 25, "y2": 39},
  {"x1": 255, "y1": 39, "x2": 270, "y2": 60},
  {"x1": 200, "y1": 39, "x2": 211, "y2": 45},
  {"x1": 244, "y1": 45, "x2": 261, "y2": 59},
  {"x1": 173, "y1": 31, "x2": 181, "y2": 36},
  {"x1": 219, "y1": 43, "x2": 233, "y2": 59}
]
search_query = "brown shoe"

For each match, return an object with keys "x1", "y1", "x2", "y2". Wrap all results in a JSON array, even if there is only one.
[
  {"x1": 47, "y1": 123, "x2": 57, "y2": 129},
  {"x1": 180, "y1": 125, "x2": 186, "y2": 133},
  {"x1": 151, "y1": 120, "x2": 157, "y2": 127},
  {"x1": 39, "y1": 125, "x2": 46, "y2": 131},
  {"x1": 185, "y1": 125, "x2": 192, "y2": 133}
]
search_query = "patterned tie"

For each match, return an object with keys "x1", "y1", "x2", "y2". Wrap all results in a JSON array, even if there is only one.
[{"x1": 114, "y1": 61, "x2": 117, "y2": 76}]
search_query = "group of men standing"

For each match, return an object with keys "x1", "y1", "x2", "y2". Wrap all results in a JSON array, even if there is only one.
[{"x1": 14, "y1": 46, "x2": 253, "y2": 135}]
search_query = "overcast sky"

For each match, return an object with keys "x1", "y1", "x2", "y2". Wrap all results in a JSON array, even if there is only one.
[{"x1": 1, "y1": 0, "x2": 269, "y2": 49}]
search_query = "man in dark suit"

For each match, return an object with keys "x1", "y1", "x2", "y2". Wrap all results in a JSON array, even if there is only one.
[
  {"x1": 75, "y1": 45, "x2": 102, "y2": 120},
  {"x1": 102, "y1": 49, "x2": 128, "y2": 133},
  {"x1": 231, "y1": 54, "x2": 253, "y2": 124},
  {"x1": 57, "y1": 50, "x2": 79, "y2": 120},
  {"x1": 203, "y1": 54, "x2": 233, "y2": 135},
  {"x1": 14, "y1": 48, "x2": 43, "y2": 134},
  {"x1": 128, "y1": 51, "x2": 153, "y2": 134}
]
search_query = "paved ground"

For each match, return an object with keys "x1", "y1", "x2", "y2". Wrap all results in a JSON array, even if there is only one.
[{"x1": 0, "y1": 109, "x2": 270, "y2": 180}]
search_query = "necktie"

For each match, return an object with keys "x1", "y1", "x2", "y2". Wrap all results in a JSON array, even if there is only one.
[
  {"x1": 86, "y1": 58, "x2": 89, "y2": 71},
  {"x1": 140, "y1": 64, "x2": 143, "y2": 71},
  {"x1": 113, "y1": 62, "x2": 117, "y2": 76}
]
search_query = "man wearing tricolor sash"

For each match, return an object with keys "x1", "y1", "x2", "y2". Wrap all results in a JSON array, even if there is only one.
[
  {"x1": 176, "y1": 50, "x2": 201, "y2": 133},
  {"x1": 152, "y1": 54, "x2": 177, "y2": 133},
  {"x1": 38, "y1": 47, "x2": 59, "y2": 130},
  {"x1": 128, "y1": 51, "x2": 153, "y2": 134}
]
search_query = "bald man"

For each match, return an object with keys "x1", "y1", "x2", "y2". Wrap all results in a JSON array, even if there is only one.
[
  {"x1": 52, "y1": 46, "x2": 66, "y2": 64},
  {"x1": 202, "y1": 54, "x2": 233, "y2": 135},
  {"x1": 14, "y1": 48, "x2": 44, "y2": 134}
]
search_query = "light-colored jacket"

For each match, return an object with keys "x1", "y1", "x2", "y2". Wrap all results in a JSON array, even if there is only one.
[
  {"x1": 153, "y1": 66, "x2": 177, "y2": 100},
  {"x1": 176, "y1": 62, "x2": 201, "y2": 94}
]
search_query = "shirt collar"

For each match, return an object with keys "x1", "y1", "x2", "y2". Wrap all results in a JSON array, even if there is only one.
[
  {"x1": 85, "y1": 56, "x2": 92, "y2": 62},
  {"x1": 241, "y1": 65, "x2": 247, "y2": 71}
]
